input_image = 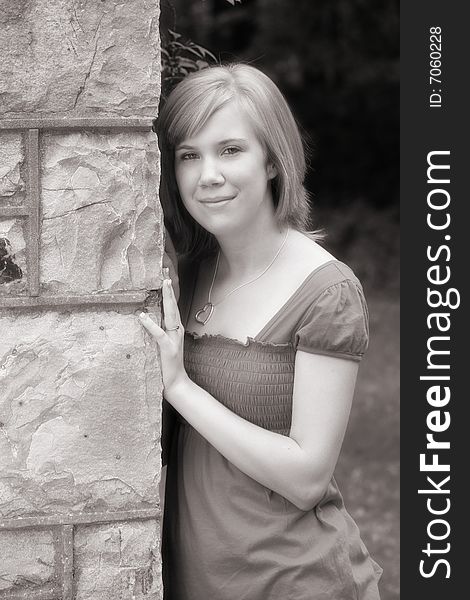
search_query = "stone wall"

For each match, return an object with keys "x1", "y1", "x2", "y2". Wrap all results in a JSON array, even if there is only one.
[{"x1": 0, "y1": 1, "x2": 163, "y2": 598}]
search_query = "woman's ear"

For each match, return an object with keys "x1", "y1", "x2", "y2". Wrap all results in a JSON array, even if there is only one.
[{"x1": 267, "y1": 163, "x2": 277, "y2": 180}]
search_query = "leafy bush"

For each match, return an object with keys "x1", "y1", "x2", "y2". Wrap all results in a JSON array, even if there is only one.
[{"x1": 161, "y1": 30, "x2": 217, "y2": 99}]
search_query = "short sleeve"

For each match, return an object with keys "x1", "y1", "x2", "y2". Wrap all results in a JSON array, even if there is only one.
[{"x1": 294, "y1": 279, "x2": 369, "y2": 361}]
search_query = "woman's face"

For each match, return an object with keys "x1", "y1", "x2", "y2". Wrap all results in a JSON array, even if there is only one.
[{"x1": 174, "y1": 101, "x2": 276, "y2": 238}]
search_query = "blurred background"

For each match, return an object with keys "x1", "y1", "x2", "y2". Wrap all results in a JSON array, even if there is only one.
[{"x1": 160, "y1": 1, "x2": 399, "y2": 597}]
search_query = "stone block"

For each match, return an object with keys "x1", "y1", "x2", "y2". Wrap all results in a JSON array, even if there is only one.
[
  {"x1": 0, "y1": 217, "x2": 28, "y2": 295},
  {"x1": 0, "y1": 529, "x2": 56, "y2": 593},
  {"x1": 0, "y1": 0, "x2": 161, "y2": 118},
  {"x1": 40, "y1": 130, "x2": 162, "y2": 294},
  {"x1": 74, "y1": 520, "x2": 162, "y2": 599},
  {"x1": 0, "y1": 309, "x2": 162, "y2": 518},
  {"x1": 0, "y1": 132, "x2": 26, "y2": 203}
]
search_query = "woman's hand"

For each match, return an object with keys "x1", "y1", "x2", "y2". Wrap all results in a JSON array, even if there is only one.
[{"x1": 139, "y1": 277, "x2": 188, "y2": 395}]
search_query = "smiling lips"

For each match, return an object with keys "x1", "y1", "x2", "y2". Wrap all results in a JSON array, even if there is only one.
[{"x1": 199, "y1": 196, "x2": 234, "y2": 204}]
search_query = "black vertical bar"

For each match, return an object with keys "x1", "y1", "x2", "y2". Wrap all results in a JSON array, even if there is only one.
[{"x1": 401, "y1": 2, "x2": 468, "y2": 598}]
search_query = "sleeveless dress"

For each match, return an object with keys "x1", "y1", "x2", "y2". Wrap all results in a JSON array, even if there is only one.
[{"x1": 162, "y1": 260, "x2": 383, "y2": 600}]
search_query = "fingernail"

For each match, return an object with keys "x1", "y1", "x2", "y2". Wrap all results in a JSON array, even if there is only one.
[
  {"x1": 139, "y1": 312, "x2": 147, "y2": 319},
  {"x1": 163, "y1": 267, "x2": 170, "y2": 279}
]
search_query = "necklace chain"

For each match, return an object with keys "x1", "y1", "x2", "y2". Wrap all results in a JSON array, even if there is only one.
[
  {"x1": 209, "y1": 229, "x2": 289, "y2": 306},
  {"x1": 194, "y1": 230, "x2": 289, "y2": 325}
]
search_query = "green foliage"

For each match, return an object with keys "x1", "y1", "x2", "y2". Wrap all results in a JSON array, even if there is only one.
[
  {"x1": 161, "y1": 29, "x2": 217, "y2": 99},
  {"x1": 160, "y1": 0, "x2": 241, "y2": 98}
]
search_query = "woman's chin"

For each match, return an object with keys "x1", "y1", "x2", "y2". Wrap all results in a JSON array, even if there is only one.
[{"x1": 197, "y1": 216, "x2": 243, "y2": 239}]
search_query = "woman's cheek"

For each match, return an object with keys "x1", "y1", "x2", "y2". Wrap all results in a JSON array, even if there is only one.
[
  {"x1": 181, "y1": 194, "x2": 204, "y2": 226},
  {"x1": 176, "y1": 165, "x2": 199, "y2": 197}
]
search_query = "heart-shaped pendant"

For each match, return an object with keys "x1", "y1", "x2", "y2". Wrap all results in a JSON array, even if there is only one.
[{"x1": 195, "y1": 302, "x2": 214, "y2": 325}]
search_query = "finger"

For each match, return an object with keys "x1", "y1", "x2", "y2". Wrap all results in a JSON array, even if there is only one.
[
  {"x1": 164, "y1": 278, "x2": 179, "y2": 310},
  {"x1": 139, "y1": 312, "x2": 164, "y2": 338},
  {"x1": 163, "y1": 253, "x2": 179, "y2": 299},
  {"x1": 139, "y1": 313, "x2": 172, "y2": 350},
  {"x1": 162, "y1": 278, "x2": 181, "y2": 329}
]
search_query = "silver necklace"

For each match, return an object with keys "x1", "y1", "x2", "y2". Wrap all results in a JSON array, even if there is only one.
[{"x1": 195, "y1": 229, "x2": 289, "y2": 325}]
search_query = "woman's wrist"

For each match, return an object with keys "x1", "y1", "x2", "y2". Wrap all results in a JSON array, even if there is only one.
[{"x1": 164, "y1": 371, "x2": 192, "y2": 406}]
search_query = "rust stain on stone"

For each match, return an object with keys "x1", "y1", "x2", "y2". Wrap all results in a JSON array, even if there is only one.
[{"x1": 0, "y1": 237, "x2": 23, "y2": 284}]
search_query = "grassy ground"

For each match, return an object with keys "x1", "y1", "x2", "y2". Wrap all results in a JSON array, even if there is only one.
[{"x1": 319, "y1": 203, "x2": 400, "y2": 600}]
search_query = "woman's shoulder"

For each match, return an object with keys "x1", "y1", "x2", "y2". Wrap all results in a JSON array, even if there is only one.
[
  {"x1": 282, "y1": 231, "x2": 356, "y2": 290},
  {"x1": 286, "y1": 230, "x2": 361, "y2": 287},
  {"x1": 286, "y1": 229, "x2": 334, "y2": 263},
  {"x1": 280, "y1": 232, "x2": 369, "y2": 360}
]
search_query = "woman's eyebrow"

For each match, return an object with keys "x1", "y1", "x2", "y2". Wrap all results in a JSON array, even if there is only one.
[
  {"x1": 176, "y1": 138, "x2": 248, "y2": 151},
  {"x1": 218, "y1": 138, "x2": 248, "y2": 145},
  {"x1": 175, "y1": 144, "x2": 196, "y2": 151}
]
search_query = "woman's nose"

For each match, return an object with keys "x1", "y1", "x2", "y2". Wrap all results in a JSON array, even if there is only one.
[{"x1": 198, "y1": 158, "x2": 225, "y2": 186}]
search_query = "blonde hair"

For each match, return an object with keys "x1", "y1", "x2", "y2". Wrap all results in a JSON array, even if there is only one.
[{"x1": 157, "y1": 63, "x2": 318, "y2": 258}]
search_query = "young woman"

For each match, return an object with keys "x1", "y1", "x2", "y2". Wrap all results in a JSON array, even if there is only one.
[{"x1": 140, "y1": 64, "x2": 383, "y2": 599}]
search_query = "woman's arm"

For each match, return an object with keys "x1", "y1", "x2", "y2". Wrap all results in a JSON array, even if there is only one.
[
  {"x1": 140, "y1": 278, "x2": 358, "y2": 511},
  {"x1": 165, "y1": 352, "x2": 357, "y2": 511}
]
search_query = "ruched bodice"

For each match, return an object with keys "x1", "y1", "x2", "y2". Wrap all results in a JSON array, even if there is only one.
[{"x1": 184, "y1": 334, "x2": 295, "y2": 434}]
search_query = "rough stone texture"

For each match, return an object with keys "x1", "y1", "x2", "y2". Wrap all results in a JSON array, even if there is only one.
[
  {"x1": 0, "y1": 529, "x2": 56, "y2": 592},
  {"x1": 0, "y1": 0, "x2": 161, "y2": 118},
  {"x1": 0, "y1": 218, "x2": 28, "y2": 295},
  {"x1": 0, "y1": 132, "x2": 26, "y2": 204},
  {"x1": 40, "y1": 131, "x2": 162, "y2": 294},
  {"x1": 74, "y1": 521, "x2": 162, "y2": 599},
  {"x1": 0, "y1": 311, "x2": 161, "y2": 516},
  {"x1": 0, "y1": 1, "x2": 163, "y2": 597}
]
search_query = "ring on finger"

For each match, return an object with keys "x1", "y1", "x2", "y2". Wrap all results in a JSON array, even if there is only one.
[{"x1": 166, "y1": 325, "x2": 180, "y2": 331}]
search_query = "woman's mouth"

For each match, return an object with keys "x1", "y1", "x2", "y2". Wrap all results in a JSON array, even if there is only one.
[{"x1": 199, "y1": 196, "x2": 234, "y2": 205}]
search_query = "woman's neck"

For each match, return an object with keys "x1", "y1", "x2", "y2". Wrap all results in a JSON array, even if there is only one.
[{"x1": 216, "y1": 219, "x2": 289, "y2": 280}]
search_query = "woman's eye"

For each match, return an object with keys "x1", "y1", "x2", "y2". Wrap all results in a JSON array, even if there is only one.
[
  {"x1": 222, "y1": 146, "x2": 240, "y2": 156},
  {"x1": 179, "y1": 152, "x2": 198, "y2": 161}
]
